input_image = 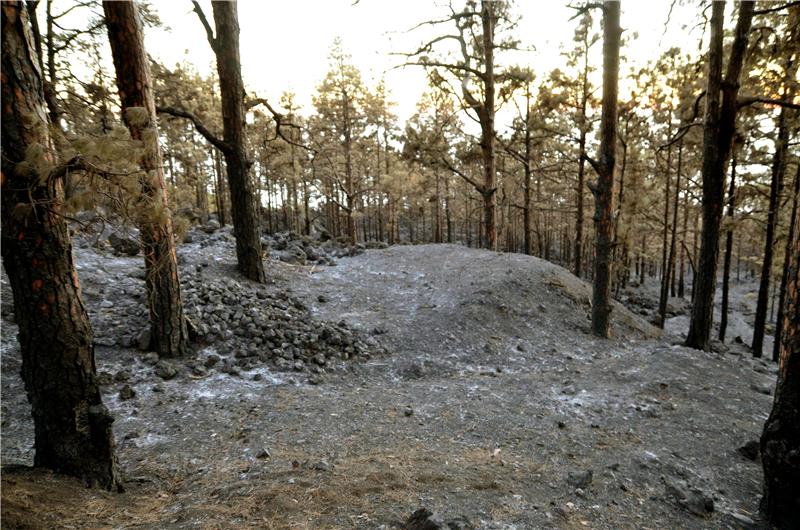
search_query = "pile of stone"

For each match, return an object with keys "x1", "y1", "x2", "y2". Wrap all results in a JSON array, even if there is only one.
[
  {"x1": 261, "y1": 231, "x2": 376, "y2": 266},
  {"x1": 178, "y1": 271, "x2": 385, "y2": 378}
]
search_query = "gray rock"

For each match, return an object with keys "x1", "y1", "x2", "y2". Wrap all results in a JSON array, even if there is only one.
[
  {"x1": 737, "y1": 440, "x2": 760, "y2": 461},
  {"x1": 137, "y1": 328, "x2": 153, "y2": 352},
  {"x1": 310, "y1": 459, "x2": 331, "y2": 471},
  {"x1": 567, "y1": 469, "x2": 593, "y2": 489},
  {"x1": 119, "y1": 384, "x2": 136, "y2": 400},
  {"x1": 405, "y1": 508, "x2": 474, "y2": 530},
  {"x1": 664, "y1": 477, "x2": 714, "y2": 517},
  {"x1": 751, "y1": 383, "x2": 772, "y2": 395},
  {"x1": 108, "y1": 232, "x2": 140, "y2": 256},
  {"x1": 202, "y1": 219, "x2": 221, "y2": 233},
  {"x1": 154, "y1": 360, "x2": 178, "y2": 380}
]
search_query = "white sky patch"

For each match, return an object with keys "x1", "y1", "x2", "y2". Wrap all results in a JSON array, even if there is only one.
[{"x1": 145, "y1": 0, "x2": 705, "y2": 126}]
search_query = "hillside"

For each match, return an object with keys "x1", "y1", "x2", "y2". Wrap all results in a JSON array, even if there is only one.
[{"x1": 1, "y1": 229, "x2": 775, "y2": 529}]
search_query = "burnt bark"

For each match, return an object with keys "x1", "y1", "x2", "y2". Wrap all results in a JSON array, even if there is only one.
[
  {"x1": 1, "y1": 1, "x2": 120, "y2": 490},
  {"x1": 774, "y1": 164, "x2": 799, "y2": 362},
  {"x1": 760, "y1": 170, "x2": 800, "y2": 526},
  {"x1": 719, "y1": 150, "x2": 738, "y2": 342},
  {"x1": 575, "y1": 35, "x2": 591, "y2": 278},
  {"x1": 104, "y1": 0, "x2": 188, "y2": 358},
  {"x1": 588, "y1": 1, "x2": 620, "y2": 338},
  {"x1": 479, "y1": 0, "x2": 496, "y2": 250},
  {"x1": 753, "y1": 107, "x2": 789, "y2": 357},
  {"x1": 686, "y1": 0, "x2": 754, "y2": 351},
  {"x1": 179, "y1": 1, "x2": 265, "y2": 282}
]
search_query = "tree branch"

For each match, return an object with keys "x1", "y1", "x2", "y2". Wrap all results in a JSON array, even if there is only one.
[
  {"x1": 753, "y1": 1, "x2": 800, "y2": 15},
  {"x1": 439, "y1": 156, "x2": 484, "y2": 193},
  {"x1": 737, "y1": 96, "x2": 800, "y2": 110},
  {"x1": 191, "y1": 0, "x2": 217, "y2": 53},
  {"x1": 156, "y1": 105, "x2": 230, "y2": 154}
]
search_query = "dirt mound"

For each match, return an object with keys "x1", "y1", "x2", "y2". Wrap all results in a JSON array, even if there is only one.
[{"x1": 299, "y1": 244, "x2": 659, "y2": 358}]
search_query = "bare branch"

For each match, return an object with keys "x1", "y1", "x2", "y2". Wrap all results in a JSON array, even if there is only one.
[
  {"x1": 753, "y1": 1, "x2": 800, "y2": 15},
  {"x1": 191, "y1": 0, "x2": 217, "y2": 53},
  {"x1": 737, "y1": 96, "x2": 800, "y2": 110},
  {"x1": 439, "y1": 156, "x2": 484, "y2": 193},
  {"x1": 156, "y1": 105, "x2": 230, "y2": 154}
]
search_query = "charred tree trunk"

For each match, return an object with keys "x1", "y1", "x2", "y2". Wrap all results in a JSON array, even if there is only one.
[
  {"x1": 213, "y1": 147, "x2": 227, "y2": 226},
  {"x1": 179, "y1": 1, "x2": 265, "y2": 282},
  {"x1": 104, "y1": 0, "x2": 188, "y2": 358},
  {"x1": 480, "y1": 0, "x2": 496, "y2": 250},
  {"x1": 753, "y1": 107, "x2": 789, "y2": 357},
  {"x1": 588, "y1": 0, "x2": 620, "y2": 338},
  {"x1": 1, "y1": 1, "x2": 121, "y2": 490},
  {"x1": 774, "y1": 164, "x2": 799, "y2": 362},
  {"x1": 720, "y1": 149, "x2": 738, "y2": 342},
  {"x1": 657, "y1": 142, "x2": 673, "y2": 328},
  {"x1": 760, "y1": 174, "x2": 800, "y2": 526},
  {"x1": 211, "y1": 2, "x2": 264, "y2": 281},
  {"x1": 686, "y1": 0, "x2": 753, "y2": 351}
]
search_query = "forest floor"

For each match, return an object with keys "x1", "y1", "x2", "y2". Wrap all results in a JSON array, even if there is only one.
[{"x1": 0, "y1": 228, "x2": 778, "y2": 529}]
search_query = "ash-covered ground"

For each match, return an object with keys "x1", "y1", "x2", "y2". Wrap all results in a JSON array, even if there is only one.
[{"x1": 1, "y1": 226, "x2": 776, "y2": 529}]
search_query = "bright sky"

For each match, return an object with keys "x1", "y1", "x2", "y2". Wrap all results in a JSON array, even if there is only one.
[{"x1": 145, "y1": 0, "x2": 702, "y2": 125}]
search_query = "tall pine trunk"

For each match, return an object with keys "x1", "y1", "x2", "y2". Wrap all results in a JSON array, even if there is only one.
[
  {"x1": 1, "y1": 1, "x2": 120, "y2": 490},
  {"x1": 719, "y1": 151, "x2": 738, "y2": 342},
  {"x1": 589, "y1": 1, "x2": 620, "y2": 338},
  {"x1": 475, "y1": 0, "x2": 496, "y2": 250},
  {"x1": 753, "y1": 108, "x2": 789, "y2": 357},
  {"x1": 760, "y1": 167, "x2": 800, "y2": 526},
  {"x1": 686, "y1": 1, "x2": 753, "y2": 351},
  {"x1": 773, "y1": 163, "x2": 799, "y2": 362},
  {"x1": 104, "y1": 0, "x2": 188, "y2": 358}
]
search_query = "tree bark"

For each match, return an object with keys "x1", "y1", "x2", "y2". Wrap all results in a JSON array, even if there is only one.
[
  {"x1": 774, "y1": 164, "x2": 799, "y2": 362},
  {"x1": 686, "y1": 0, "x2": 754, "y2": 351},
  {"x1": 760, "y1": 166, "x2": 800, "y2": 526},
  {"x1": 575, "y1": 38, "x2": 590, "y2": 278},
  {"x1": 719, "y1": 150, "x2": 738, "y2": 342},
  {"x1": 104, "y1": 0, "x2": 189, "y2": 358},
  {"x1": 657, "y1": 141, "x2": 673, "y2": 328},
  {"x1": 480, "y1": 0, "x2": 496, "y2": 250},
  {"x1": 589, "y1": 1, "x2": 620, "y2": 338},
  {"x1": 753, "y1": 107, "x2": 789, "y2": 357},
  {"x1": 191, "y1": 0, "x2": 265, "y2": 282},
  {"x1": 1, "y1": 1, "x2": 121, "y2": 490}
]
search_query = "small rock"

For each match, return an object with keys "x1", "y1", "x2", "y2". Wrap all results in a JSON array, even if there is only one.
[
  {"x1": 136, "y1": 328, "x2": 153, "y2": 352},
  {"x1": 108, "y1": 232, "x2": 140, "y2": 256},
  {"x1": 252, "y1": 373, "x2": 263, "y2": 382},
  {"x1": 404, "y1": 406, "x2": 414, "y2": 417},
  {"x1": 256, "y1": 448, "x2": 271, "y2": 459},
  {"x1": 751, "y1": 383, "x2": 772, "y2": 395},
  {"x1": 114, "y1": 370, "x2": 131, "y2": 383},
  {"x1": 310, "y1": 459, "x2": 331, "y2": 471},
  {"x1": 664, "y1": 477, "x2": 714, "y2": 517},
  {"x1": 154, "y1": 360, "x2": 178, "y2": 380},
  {"x1": 737, "y1": 440, "x2": 760, "y2": 461},
  {"x1": 204, "y1": 354, "x2": 220, "y2": 368},
  {"x1": 141, "y1": 352, "x2": 159, "y2": 365},
  {"x1": 97, "y1": 371, "x2": 113, "y2": 386},
  {"x1": 405, "y1": 508, "x2": 474, "y2": 530},
  {"x1": 317, "y1": 295, "x2": 328, "y2": 303},
  {"x1": 119, "y1": 384, "x2": 136, "y2": 400},
  {"x1": 567, "y1": 469, "x2": 593, "y2": 489}
]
